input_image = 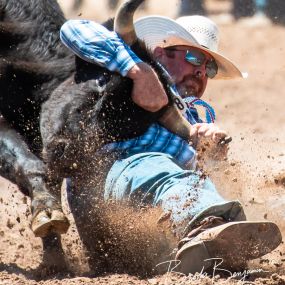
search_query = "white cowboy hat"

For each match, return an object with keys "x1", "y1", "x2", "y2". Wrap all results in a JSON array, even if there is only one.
[{"x1": 134, "y1": 15, "x2": 247, "y2": 79}]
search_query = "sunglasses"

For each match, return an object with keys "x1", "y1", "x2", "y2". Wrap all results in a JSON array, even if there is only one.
[{"x1": 167, "y1": 48, "x2": 218, "y2": 79}]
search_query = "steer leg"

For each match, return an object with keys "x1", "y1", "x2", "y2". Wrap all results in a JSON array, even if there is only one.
[
  {"x1": 41, "y1": 233, "x2": 68, "y2": 274},
  {"x1": 0, "y1": 118, "x2": 69, "y2": 237}
]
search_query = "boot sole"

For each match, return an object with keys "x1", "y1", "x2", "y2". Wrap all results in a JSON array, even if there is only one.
[{"x1": 176, "y1": 221, "x2": 282, "y2": 275}]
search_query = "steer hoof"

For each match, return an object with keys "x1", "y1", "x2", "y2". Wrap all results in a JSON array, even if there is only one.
[
  {"x1": 31, "y1": 209, "x2": 70, "y2": 238},
  {"x1": 51, "y1": 209, "x2": 70, "y2": 234},
  {"x1": 31, "y1": 210, "x2": 51, "y2": 237},
  {"x1": 31, "y1": 195, "x2": 70, "y2": 237}
]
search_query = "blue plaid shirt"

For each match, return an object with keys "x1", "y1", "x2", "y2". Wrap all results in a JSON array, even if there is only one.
[
  {"x1": 60, "y1": 20, "x2": 142, "y2": 76},
  {"x1": 60, "y1": 20, "x2": 216, "y2": 168}
]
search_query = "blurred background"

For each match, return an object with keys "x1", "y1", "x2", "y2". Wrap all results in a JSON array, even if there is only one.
[{"x1": 58, "y1": 0, "x2": 285, "y2": 25}]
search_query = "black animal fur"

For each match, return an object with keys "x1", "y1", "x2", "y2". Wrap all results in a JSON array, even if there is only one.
[{"x1": 0, "y1": 0, "x2": 177, "y2": 274}]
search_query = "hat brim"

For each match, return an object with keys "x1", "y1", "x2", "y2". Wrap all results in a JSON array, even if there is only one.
[{"x1": 134, "y1": 16, "x2": 245, "y2": 79}]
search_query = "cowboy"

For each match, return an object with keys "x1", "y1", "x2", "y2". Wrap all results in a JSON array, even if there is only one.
[{"x1": 60, "y1": 14, "x2": 282, "y2": 274}]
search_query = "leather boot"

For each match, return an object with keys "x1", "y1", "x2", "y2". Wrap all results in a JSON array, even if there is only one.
[{"x1": 175, "y1": 217, "x2": 282, "y2": 275}]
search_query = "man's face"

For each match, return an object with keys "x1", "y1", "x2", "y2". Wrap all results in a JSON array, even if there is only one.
[{"x1": 153, "y1": 45, "x2": 216, "y2": 98}]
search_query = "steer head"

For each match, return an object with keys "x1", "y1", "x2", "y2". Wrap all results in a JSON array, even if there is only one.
[{"x1": 41, "y1": 0, "x2": 197, "y2": 179}]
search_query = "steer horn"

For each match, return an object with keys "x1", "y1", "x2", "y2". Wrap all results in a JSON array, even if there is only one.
[
  {"x1": 158, "y1": 104, "x2": 195, "y2": 144},
  {"x1": 114, "y1": 0, "x2": 144, "y2": 45}
]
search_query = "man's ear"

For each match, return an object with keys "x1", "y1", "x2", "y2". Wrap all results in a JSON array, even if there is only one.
[{"x1": 153, "y1": 46, "x2": 165, "y2": 60}]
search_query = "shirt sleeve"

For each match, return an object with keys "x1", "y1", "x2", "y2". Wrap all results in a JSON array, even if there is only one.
[{"x1": 60, "y1": 19, "x2": 143, "y2": 76}]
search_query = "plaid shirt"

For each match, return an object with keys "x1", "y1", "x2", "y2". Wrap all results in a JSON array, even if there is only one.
[
  {"x1": 102, "y1": 108, "x2": 204, "y2": 167},
  {"x1": 60, "y1": 19, "x2": 216, "y2": 168},
  {"x1": 60, "y1": 19, "x2": 142, "y2": 76}
]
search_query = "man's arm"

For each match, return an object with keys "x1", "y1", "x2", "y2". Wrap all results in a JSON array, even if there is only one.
[{"x1": 60, "y1": 19, "x2": 168, "y2": 112}]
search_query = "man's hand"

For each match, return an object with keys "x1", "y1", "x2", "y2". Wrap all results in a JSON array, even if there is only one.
[
  {"x1": 127, "y1": 62, "x2": 168, "y2": 112},
  {"x1": 191, "y1": 123, "x2": 230, "y2": 160},
  {"x1": 191, "y1": 123, "x2": 228, "y2": 143}
]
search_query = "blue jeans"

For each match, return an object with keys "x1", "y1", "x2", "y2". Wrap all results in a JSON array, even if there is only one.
[{"x1": 104, "y1": 152, "x2": 246, "y2": 237}]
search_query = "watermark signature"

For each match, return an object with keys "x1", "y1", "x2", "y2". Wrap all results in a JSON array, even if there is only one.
[{"x1": 156, "y1": 258, "x2": 268, "y2": 285}]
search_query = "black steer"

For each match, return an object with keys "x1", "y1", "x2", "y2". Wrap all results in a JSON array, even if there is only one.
[
  {"x1": 0, "y1": 0, "x2": 74, "y2": 239},
  {"x1": 0, "y1": 0, "x2": 193, "y2": 273},
  {"x1": 40, "y1": 0, "x2": 195, "y2": 274}
]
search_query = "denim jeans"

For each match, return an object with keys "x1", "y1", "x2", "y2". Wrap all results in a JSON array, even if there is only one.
[{"x1": 104, "y1": 152, "x2": 246, "y2": 237}]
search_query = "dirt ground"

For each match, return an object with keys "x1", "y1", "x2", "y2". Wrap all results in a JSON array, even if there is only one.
[{"x1": 0, "y1": 0, "x2": 285, "y2": 284}]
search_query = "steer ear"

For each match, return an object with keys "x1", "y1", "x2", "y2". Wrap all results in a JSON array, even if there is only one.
[{"x1": 114, "y1": 0, "x2": 144, "y2": 45}]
